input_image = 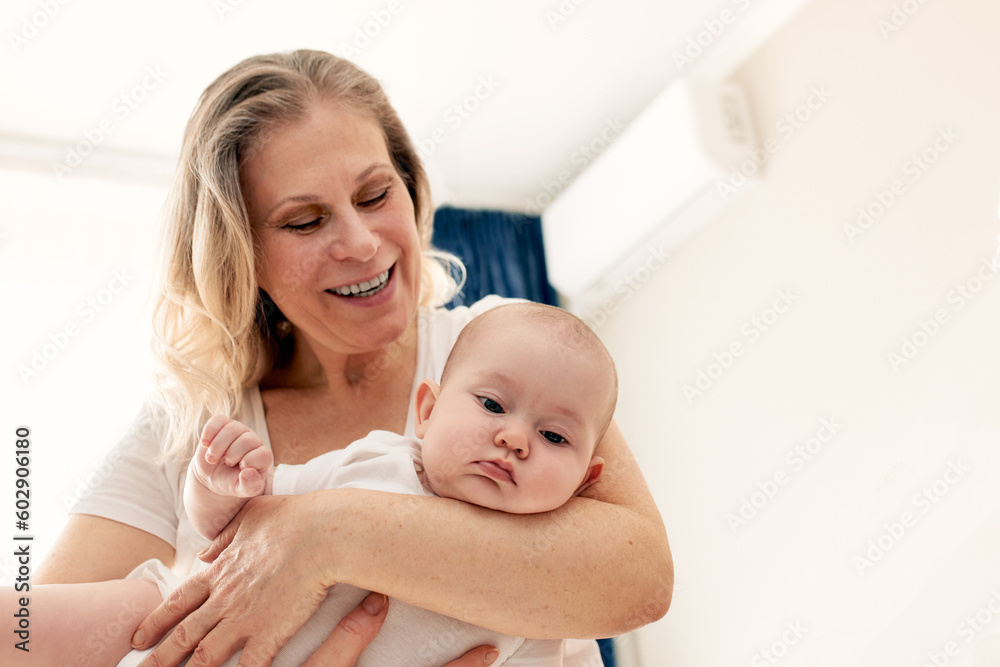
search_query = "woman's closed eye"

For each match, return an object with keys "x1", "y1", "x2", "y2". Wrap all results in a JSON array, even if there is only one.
[
  {"x1": 357, "y1": 187, "x2": 390, "y2": 208},
  {"x1": 286, "y1": 218, "x2": 322, "y2": 232},
  {"x1": 280, "y1": 204, "x2": 327, "y2": 232}
]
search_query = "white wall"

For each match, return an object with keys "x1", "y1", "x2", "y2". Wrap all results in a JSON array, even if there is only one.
[{"x1": 597, "y1": 0, "x2": 1000, "y2": 664}]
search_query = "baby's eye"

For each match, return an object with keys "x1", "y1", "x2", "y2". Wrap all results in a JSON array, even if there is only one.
[
  {"x1": 541, "y1": 431, "x2": 566, "y2": 444},
  {"x1": 479, "y1": 397, "x2": 504, "y2": 414}
]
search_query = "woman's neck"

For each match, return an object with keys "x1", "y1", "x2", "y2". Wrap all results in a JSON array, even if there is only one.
[{"x1": 264, "y1": 315, "x2": 420, "y2": 396}]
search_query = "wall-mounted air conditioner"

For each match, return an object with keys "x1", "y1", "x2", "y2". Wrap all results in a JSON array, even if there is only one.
[{"x1": 541, "y1": 79, "x2": 757, "y2": 313}]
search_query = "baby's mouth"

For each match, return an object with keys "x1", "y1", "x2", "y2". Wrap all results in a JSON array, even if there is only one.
[
  {"x1": 327, "y1": 267, "x2": 391, "y2": 297},
  {"x1": 478, "y1": 459, "x2": 515, "y2": 484}
]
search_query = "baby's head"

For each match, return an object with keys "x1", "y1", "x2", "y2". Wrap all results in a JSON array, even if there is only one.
[{"x1": 414, "y1": 302, "x2": 618, "y2": 514}]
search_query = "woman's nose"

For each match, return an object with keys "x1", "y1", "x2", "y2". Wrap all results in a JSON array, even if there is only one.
[
  {"x1": 494, "y1": 424, "x2": 529, "y2": 459},
  {"x1": 327, "y1": 210, "x2": 378, "y2": 262}
]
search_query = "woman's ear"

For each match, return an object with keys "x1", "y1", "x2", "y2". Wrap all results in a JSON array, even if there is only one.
[
  {"x1": 575, "y1": 456, "x2": 605, "y2": 496},
  {"x1": 414, "y1": 380, "x2": 441, "y2": 439}
]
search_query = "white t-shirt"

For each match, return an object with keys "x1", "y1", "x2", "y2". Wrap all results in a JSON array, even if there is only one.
[{"x1": 72, "y1": 295, "x2": 601, "y2": 665}]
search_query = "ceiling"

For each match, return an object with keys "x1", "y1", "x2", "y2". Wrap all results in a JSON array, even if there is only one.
[{"x1": 0, "y1": 0, "x2": 810, "y2": 212}]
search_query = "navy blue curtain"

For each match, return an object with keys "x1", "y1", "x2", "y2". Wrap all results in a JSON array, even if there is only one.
[
  {"x1": 430, "y1": 205, "x2": 618, "y2": 667},
  {"x1": 430, "y1": 206, "x2": 558, "y2": 308}
]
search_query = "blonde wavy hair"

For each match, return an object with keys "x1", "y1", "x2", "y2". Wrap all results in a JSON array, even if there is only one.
[{"x1": 151, "y1": 49, "x2": 461, "y2": 460}]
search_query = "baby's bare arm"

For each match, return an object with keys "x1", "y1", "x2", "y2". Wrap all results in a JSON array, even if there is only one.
[
  {"x1": 185, "y1": 415, "x2": 275, "y2": 540},
  {"x1": 2, "y1": 579, "x2": 161, "y2": 666}
]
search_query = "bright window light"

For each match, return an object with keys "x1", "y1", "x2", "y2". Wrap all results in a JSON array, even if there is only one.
[{"x1": 1, "y1": 167, "x2": 167, "y2": 580}]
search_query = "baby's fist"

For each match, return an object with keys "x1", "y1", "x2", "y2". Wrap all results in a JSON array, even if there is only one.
[{"x1": 195, "y1": 415, "x2": 274, "y2": 497}]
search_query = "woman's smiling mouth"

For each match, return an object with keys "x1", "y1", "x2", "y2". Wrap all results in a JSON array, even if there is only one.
[{"x1": 327, "y1": 268, "x2": 391, "y2": 297}]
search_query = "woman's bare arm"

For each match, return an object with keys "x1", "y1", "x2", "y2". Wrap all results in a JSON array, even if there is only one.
[
  {"x1": 1, "y1": 578, "x2": 163, "y2": 666},
  {"x1": 34, "y1": 514, "x2": 175, "y2": 584},
  {"x1": 324, "y1": 420, "x2": 673, "y2": 638}
]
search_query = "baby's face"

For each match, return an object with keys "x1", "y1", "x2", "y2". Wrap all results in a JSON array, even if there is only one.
[{"x1": 415, "y1": 320, "x2": 609, "y2": 514}]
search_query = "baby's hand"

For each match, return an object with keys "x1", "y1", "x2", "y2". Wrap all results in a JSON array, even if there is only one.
[{"x1": 193, "y1": 415, "x2": 274, "y2": 498}]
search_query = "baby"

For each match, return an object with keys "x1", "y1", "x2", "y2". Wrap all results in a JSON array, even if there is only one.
[{"x1": 4, "y1": 302, "x2": 618, "y2": 666}]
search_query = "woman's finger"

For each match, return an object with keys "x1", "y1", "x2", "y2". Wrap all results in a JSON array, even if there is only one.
[
  {"x1": 132, "y1": 574, "x2": 212, "y2": 650},
  {"x1": 441, "y1": 645, "x2": 501, "y2": 667},
  {"x1": 301, "y1": 592, "x2": 389, "y2": 667},
  {"x1": 140, "y1": 618, "x2": 247, "y2": 667},
  {"x1": 142, "y1": 496, "x2": 336, "y2": 666}
]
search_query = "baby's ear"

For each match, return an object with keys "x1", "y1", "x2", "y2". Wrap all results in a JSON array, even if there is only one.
[
  {"x1": 414, "y1": 380, "x2": 441, "y2": 438},
  {"x1": 575, "y1": 456, "x2": 605, "y2": 496}
]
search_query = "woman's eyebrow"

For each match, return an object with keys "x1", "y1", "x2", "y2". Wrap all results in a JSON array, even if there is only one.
[
  {"x1": 355, "y1": 161, "x2": 396, "y2": 183},
  {"x1": 264, "y1": 195, "x2": 320, "y2": 222}
]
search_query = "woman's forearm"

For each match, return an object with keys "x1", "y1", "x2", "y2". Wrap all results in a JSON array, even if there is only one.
[
  {"x1": 310, "y1": 422, "x2": 673, "y2": 639},
  {"x1": 322, "y1": 492, "x2": 671, "y2": 638},
  {"x1": 35, "y1": 515, "x2": 175, "y2": 584}
]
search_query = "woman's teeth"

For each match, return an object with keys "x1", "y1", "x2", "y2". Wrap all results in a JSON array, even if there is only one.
[{"x1": 329, "y1": 269, "x2": 390, "y2": 297}]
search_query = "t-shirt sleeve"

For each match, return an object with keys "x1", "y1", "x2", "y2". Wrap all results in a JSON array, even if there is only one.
[{"x1": 69, "y1": 402, "x2": 184, "y2": 548}]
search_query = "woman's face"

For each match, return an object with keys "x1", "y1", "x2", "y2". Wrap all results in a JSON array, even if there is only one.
[{"x1": 241, "y1": 101, "x2": 422, "y2": 359}]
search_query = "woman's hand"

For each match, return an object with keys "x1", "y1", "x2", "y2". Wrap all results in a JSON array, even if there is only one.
[
  {"x1": 134, "y1": 494, "x2": 339, "y2": 666},
  {"x1": 132, "y1": 493, "x2": 501, "y2": 667}
]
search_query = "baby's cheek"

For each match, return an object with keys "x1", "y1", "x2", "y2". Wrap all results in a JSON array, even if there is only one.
[{"x1": 423, "y1": 462, "x2": 452, "y2": 494}]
